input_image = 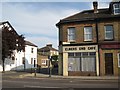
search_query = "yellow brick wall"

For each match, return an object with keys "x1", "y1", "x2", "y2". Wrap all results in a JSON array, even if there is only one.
[
  {"x1": 98, "y1": 21, "x2": 119, "y2": 42},
  {"x1": 100, "y1": 49, "x2": 120, "y2": 76},
  {"x1": 61, "y1": 23, "x2": 97, "y2": 44}
]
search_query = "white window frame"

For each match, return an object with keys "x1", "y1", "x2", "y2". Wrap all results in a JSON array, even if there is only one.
[
  {"x1": 118, "y1": 53, "x2": 120, "y2": 67},
  {"x1": 68, "y1": 27, "x2": 75, "y2": 42},
  {"x1": 84, "y1": 26, "x2": 92, "y2": 41},
  {"x1": 41, "y1": 59, "x2": 47, "y2": 65},
  {"x1": 113, "y1": 3, "x2": 120, "y2": 15},
  {"x1": 104, "y1": 25, "x2": 114, "y2": 40}
]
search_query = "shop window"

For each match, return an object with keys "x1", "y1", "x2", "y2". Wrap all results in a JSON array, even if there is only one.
[
  {"x1": 104, "y1": 25, "x2": 114, "y2": 40},
  {"x1": 113, "y1": 3, "x2": 120, "y2": 15},
  {"x1": 68, "y1": 53, "x2": 74, "y2": 57},
  {"x1": 75, "y1": 52, "x2": 81, "y2": 57},
  {"x1": 81, "y1": 57, "x2": 96, "y2": 72},
  {"x1": 68, "y1": 52, "x2": 96, "y2": 72},
  {"x1": 118, "y1": 53, "x2": 120, "y2": 67},
  {"x1": 82, "y1": 52, "x2": 88, "y2": 56},
  {"x1": 68, "y1": 57, "x2": 80, "y2": 71},
  {"x1": 68, "y1": 27, "x2": 76, "y2": 42},
  {"x1": 84, "y1": 26, "x2": 92, "y2": 41}
]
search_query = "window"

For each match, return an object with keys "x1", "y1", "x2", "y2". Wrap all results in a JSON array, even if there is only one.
[
  {"x1": 11, "y1": 56, "x2": 15, "y2": 64},
  {"x1": 84, "y1": 27, "x2": 92, "y2": 41},
  {"x1": 118, "y1": 53, "x2": 120, "y2": 67},
  {"x1": 68, "y1": 52, "x2": 96, "y2": 72},
  {"x1": 41, "y1": 59, "x2": 47, "y2": 65},
  {"x1": 68, "y1": 27, "x2": 76, "y2": 42},
  {"x1": 113, "y1": 3, "x2": 120, "y2": 15},
  {"x1": 31, "y1": 58, "x2": 33, "y2": 64},
  {"x1": 105, "y1": 25, "x2": 114, "y2": 40},
  {"x1": 31, "y1": 48, "x2": 34, "y2": 53}
]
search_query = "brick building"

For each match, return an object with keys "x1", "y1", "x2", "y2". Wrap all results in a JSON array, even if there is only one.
[
  {"x1": 37, "y1": 44, "x2": 58, "y2": 68},
  {"x1": 56, "y1": 1, "x2": 120, "y2": 76}
]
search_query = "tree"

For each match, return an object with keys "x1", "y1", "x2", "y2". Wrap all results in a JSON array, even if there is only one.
[
  {"x1": 2, "y1": 22, "x2": 25, "y2": 72},
  {"x1": 51, "y1": 55, "x2": 58, "y2": 68}
]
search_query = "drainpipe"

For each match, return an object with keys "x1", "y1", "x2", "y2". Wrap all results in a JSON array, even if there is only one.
[{"x1": 95, "y1": 18, "x2": 100, "y2": 76}]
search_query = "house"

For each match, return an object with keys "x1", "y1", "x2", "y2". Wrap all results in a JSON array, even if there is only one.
[
  {"x1": 0, "y1": 21, "x2": 38, "y2": 72},
  {"x1": 56, "y1": 1, "x2": 120, "y2": 76},
  {"x1": 37, "y1": 44, "x2": 58, "y2": 68}
]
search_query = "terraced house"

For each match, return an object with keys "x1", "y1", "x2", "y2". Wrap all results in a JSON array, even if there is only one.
[{"x1": 56, "y1": 1, "x2": 120, "y2": 76}]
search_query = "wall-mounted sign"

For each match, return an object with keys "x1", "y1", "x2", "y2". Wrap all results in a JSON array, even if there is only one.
[{"x1": 63, "y1": 45, "x2": 98, "y2": 52}]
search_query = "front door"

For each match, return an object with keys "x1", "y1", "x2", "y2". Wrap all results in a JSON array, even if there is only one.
[{"x1": 105, "y1": 53, "x2": 113, "y2": 75}]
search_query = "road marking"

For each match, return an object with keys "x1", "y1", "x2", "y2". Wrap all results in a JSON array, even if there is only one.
[{"x1": 24, "y1": 85, "x2": 61, "y2": 88}]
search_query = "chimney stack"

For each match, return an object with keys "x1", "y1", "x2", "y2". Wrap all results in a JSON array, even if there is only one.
[
  {"x1": 93, "y1": 1, "x2": 98, "y2": 13},
  {"x1": 46, "y1": 44, "x2": 52, "y2": 48}
]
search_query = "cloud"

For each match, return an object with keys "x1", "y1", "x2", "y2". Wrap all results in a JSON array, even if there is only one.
[
  {"x1": 1, "y1": 0, "x2": 112, "y2": 2},
  {"x1": 2, "y1": 3, "x2": 79, "y2": 48},
  {"x1": 90, "y1": 2, "x2": 110, "y2": 9},
  {"x1": 0, "y1": 3, "x2": 2, "y2": 21},
  {"x1": 25, "y1": 36, "x2": 58, "y2": 49}
]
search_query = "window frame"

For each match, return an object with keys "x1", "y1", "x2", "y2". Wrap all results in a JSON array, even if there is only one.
[
  {"x1": 31, "y1": 58, "x2": 33, "y2": 64},
  {"x1": 113, "y1": 3, "x2": 120, "y2": 15},
  {"x1": 84, "y1": 26, "x2": 93, "y2": 41},
  {"x1": 68, "y1": 52, "x2": 96, "y2": 72},
  {"x1": 118, "y1": 53, "x2": 120, "y2": 67},
  {"x1": 67, "y1": 27, "x2": 76, "y2": 42},
  {"x1": 104, "y1": 25, "x2": 114, "y2": 40},
  {"x1": 41, "y1": 59, "x2": 47, "y2": 65},
  {"x1": 31, "y1": 48, "x2": 34, "y2": 53}
]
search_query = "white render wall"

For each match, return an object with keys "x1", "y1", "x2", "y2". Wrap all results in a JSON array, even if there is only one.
[
  {"x1": 0, "y1": 45, "x2": 37, "y2": 72},
  {"x1": 24, "y1": 45, "x2": 37, "y2": 69}
]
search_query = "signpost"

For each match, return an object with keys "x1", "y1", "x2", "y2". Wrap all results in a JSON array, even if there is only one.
[{"x1": 48, "y1": 55, "x2": 52, "y2": 77}]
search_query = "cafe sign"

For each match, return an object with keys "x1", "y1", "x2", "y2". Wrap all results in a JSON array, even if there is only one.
[{"x1": 63, "y1": 45, "x2": 98, "y2": 52}]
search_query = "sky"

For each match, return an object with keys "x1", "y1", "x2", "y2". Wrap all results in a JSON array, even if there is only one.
[{"x1": 0, "y1": 0, "x2": 112, "y2": 49}]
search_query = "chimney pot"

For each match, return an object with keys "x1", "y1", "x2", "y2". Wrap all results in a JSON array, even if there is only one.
[
  {"x1": 46, "y1": 44, "x2": 52, "y2": 47},
  {"x1": 93, "y1": 1, "x2": 98, "y2": 13}
]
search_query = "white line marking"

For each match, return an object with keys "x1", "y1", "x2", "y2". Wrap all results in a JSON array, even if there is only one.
[{"x1": 24, "y1": 85, "x2": 61, "y2": 88}]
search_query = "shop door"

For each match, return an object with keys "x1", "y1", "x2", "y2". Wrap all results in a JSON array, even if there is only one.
[{"x1": 105, "y1": 53, "x2": 113, "y2": 75}]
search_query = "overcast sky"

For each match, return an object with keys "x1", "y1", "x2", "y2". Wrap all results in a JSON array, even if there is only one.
[{"x1": 0, "y1": 0, "x2": 112, "y2": 49}]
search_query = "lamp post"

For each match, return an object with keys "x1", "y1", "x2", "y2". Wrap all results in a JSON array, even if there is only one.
[{"x1": 34, "y1": 58, "x2": 36, "y2": 77}]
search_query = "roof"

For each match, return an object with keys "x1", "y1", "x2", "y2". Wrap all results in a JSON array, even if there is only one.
[
  {"x1": 25, "y1": 40, "x2": 37, "y2": 47},
  {"x1": 0, "y1": 21, "x2": 18, "y2": 35},
  {"x1": 56, "y1": 2, "x2": 120, "y2": 26},
  {"x1": 38, "y1": 45, "x2": 58, "y2": 52}
]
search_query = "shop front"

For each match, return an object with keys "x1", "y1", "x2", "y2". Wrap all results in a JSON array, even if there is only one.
[
  {"x1": 62, "y1": 45, "x2": 99, "y2": 76},
  {"x1": 99, "y1": 43, "x2": 120, "y2": 76}
]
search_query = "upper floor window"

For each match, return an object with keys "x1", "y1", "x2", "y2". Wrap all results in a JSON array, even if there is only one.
[
  {"x1": 31, "y1": 48, "x2": 34, "y2": 53},
  {"x1": 68, "y1": 27, "x2": 76, "y2": 42},
  {"x1": 113, "y1": 3, "x2": 120, "y2": 15},
  {"x1": 84, "y1": 26, "x2": 92, "y2": 41},
  {"x1": 104, "y1": 25, "x2": 114, "y2": 40},
  {"x1": 118, "y1": 53, "x2": 120, "y2": 67}
]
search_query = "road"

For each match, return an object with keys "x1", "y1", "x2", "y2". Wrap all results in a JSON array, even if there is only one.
[{"x1": 1, "y1": 72, "x2": 119, "y2": 90}]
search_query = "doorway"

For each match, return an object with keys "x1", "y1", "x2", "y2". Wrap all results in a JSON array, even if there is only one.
[{"x1": 105, "y1": 53, "x2": 113, "y2": 75}]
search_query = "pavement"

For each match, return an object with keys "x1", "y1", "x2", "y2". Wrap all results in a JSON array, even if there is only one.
[{"x1": 2, "y1": 71, "x2": 119, "y2": 80}]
